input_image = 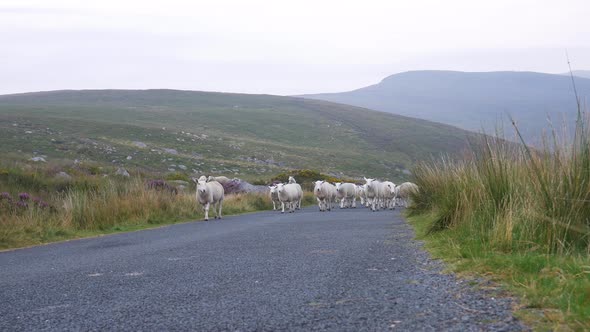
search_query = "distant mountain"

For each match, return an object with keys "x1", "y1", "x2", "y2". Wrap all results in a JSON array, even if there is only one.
[
  {"x1": 0, "y1": 89, "x2": 477, "y2": 180},
  {"x1": 301, "y1": 71, "x2": 590, "y2": 142},
  {"x1": 568, "y1": 70, "x2": 590, "y2": 79}
]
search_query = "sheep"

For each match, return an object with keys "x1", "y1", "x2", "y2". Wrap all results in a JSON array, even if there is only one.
[
  {"x1": 268, "y1": 184, "x2": 281, "y2": 210},
  {"x1": 362, "y1": 183, "x2": 372, "y2": 208},
  {"x1": 356, "y1": 184, "x2": 366, "y2": 206},
  {"x1": 364, "y1": 177, "x2": 385, "y2": 212},
  {"x1": 276, "y1": 183, "x2": 302, "y2": 213},
  {"x1": 193, "y1": 177, "x2": 224, "y2": 221},
  {"x1": 313, "y1": 180, "x2": 337, "y2": 211},
  {"x1": 335, "y1": 182, "x2": 357, "y2": 208},
  {"x1": 396, "y1": 182, "x2": 419, "y2": 208},
  {"x1": 287, "y1": 176, "x2": 303, "y2": 209},
  {"x1": 382, "y1": 181, "x2": 397, "y2": 210},
  {"x1": 207, "y1": 175, "x2": 231, "y2": 185}
]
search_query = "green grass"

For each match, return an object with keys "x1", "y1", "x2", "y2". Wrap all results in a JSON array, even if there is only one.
[
  {"x1": 0, "y1": 89, "x2": 476, "y2": 180},
  {"x1": 406, "y1": 111, "x2": 590, "y2": 330},
  {"x1": 409, "y1": 213, "x2": 590, "y2": 330}
]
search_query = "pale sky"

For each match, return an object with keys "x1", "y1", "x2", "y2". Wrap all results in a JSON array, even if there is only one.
[{"x1": 1, "y1": 0, "x2": 590, "y2": 95}]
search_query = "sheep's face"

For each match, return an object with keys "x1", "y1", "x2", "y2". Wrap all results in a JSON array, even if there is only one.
[
  {"x1": 365, "y1": 178, "x2": 375, "y2": 189},
  {"x1": 276, "y1": 183, "x2": 285, "y2": 194},
  {"x1": 386, "y1": 183, "x2": 394, "y2": 193},
  {"x1": 335, "y1": 182, "x2": 342, "y2": 191},
  {"x1": 314, "y1": 181, "x2": 323, "y2": 193},
  {"x1": 288, "y1": 176, "x2": 295, "y2": 183},
  {"x1": 268, "y1": 185, "x2": 277, "y2": 194},
  {"x1": 197, "y1": 180, "x2": 208, "y2": 194}
]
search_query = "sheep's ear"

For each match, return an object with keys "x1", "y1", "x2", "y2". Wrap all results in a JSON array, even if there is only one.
[{"x1": 191, "y1": 177, "x2": 197, "y2": 183}]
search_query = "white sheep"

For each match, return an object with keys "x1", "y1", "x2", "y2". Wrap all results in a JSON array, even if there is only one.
[
  {"x1": 313, "y1": 180, "x2": 337, "y2": 211},
  {"x1": 193, "y1": 177, "x2": 224, "y2": 221},
  {"x1": 207, "y1": 175, "x2": 231, "y2": 185},
  {"x1": 364, "y1": 177, "x2": 385, "y2": 212},
  {"x1": 276, "y1": 183, "x2": 302, "y2": 213},
  {"x1": 396, "y1": 182, "x2": 419, "y2": 207},
  {"x1": 335, "y1": 182, "x2": 357, "y2": 208},
  {"x1": 268, "y1": 184, "x2": 281, "y2": 210},
  {"x1": 356, "y1": 184, "x2": 366, "y2": 206},
  {"x1": 382, "y1": 181, "x2": 397, "y2": 210},
  {"x1": 287, "y1": 176, "x2": 303, "y2": 209}
]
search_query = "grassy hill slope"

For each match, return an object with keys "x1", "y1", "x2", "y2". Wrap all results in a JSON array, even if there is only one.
[{"x1": 0, "y1": 89, "x2": 475, "y2": 180}]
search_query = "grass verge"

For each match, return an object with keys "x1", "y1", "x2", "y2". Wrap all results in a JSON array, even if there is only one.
[{"x1": 408, "y1": 207, "x2": 590, "y2": 331}]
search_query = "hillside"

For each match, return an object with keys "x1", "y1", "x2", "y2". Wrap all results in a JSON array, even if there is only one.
[
  {"x1": 301, "y1": 70, "x2": 590, "y2": 142},
  {"x1": 0, "y1": 90, "x2": 476, "y2": 180},
  {"x1": 570, "y1": 70, "x2": 590, "y2": 79}
]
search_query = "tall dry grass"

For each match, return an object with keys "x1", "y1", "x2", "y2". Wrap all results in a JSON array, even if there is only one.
[
  {"x1": 409, "y1": 113, "x2": 590, "y2": 254},
  {"x1": 0, "y1": 175, "x2": 279, "y2": 249}
]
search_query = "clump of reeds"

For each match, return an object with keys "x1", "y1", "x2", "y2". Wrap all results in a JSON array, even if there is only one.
[{"x1": 410, "y1": 107, "x2": 590, "y2": 254}]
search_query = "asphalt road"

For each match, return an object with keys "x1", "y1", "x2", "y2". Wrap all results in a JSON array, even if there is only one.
[{"x1": 0, "y1": 207, "x2": 526, "y2": 331}]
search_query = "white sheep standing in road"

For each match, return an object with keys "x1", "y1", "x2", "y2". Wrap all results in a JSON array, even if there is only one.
[
  {"x1": 276, "y1": 183, "x2": 303, "y2": 213},
  {"x1": 362, "y1": 183, "x2": 372, "y2": 208},
  {"x1": 396, "y1": 182, "x2": 419, "y2": 208},
  {"x1": 335, "y1": 182, "x2": 357, "y2": 208},
  {"x1": 364, "y1": 177, "x2": 385, "y2": 212},
  {"x1": 382, "y1": 181, "x2": 397, "y2": 210},
  {"x1": 268, "y1": 184, "x2": 281, "y2": 210},
  {"x1": 313, "y1": 180, "x2": 337, "y2": 212},
  {"x1": 288, "y1": 176, "x2": 303, "y2": 209},
  {"x1": 193, "y1": 177, "x2": 224, "y2": 221},
  {"x1": 356, "y1": 184, "x2": 367, "y2": 206}
]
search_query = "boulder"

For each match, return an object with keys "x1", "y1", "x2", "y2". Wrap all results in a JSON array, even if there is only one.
[{"x1": 115, "y1": 167, "x2": 130, "y2": 177}]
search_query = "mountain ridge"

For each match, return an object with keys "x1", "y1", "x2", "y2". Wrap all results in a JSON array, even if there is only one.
[{"x1": 300, "y1": 70, "x2": 590, "y2": 141}]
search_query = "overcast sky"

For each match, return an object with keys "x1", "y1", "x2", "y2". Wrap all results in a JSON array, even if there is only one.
[{"x1": 1, "y1": 0, "x2": 589, "y2": 95}]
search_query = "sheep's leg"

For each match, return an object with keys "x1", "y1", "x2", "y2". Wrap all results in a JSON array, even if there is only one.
[
  {"x1": 272, "y1": 201, "x2": 276, "y2": 210},
  {"x1": 352, "y1": 196, "x2": 357, "y2": 208},
  {"x1": 281, "y1": 201, "x2": 285, "y2": 213},
  {"x1": 204, "y1": 202, "x2": 210, "y2": 221},
  {"x1": 340, "y1": 198, "x2": 345, "y2": 209}
]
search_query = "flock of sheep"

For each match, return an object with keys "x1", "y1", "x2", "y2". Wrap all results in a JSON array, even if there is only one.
[
  {"x1": 269, "y1": 177, "x2": 419, "y2": 214},
  {"x1": 192, "y1": 175, "x2": 419, "y2": 221}
]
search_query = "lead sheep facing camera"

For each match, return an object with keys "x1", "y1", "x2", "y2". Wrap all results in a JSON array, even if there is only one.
[
  {"x1": 268, "y1": 184, "x2": 281, "y2": 210},
  {"x1": 335, "y1": 182, "x2": 357, "y2": 208},
  {"x1": 395, "y1": 182, "x2": 419, "y2": 207},
  {"x1": 276, "y1": 183, "x2": 302, "y2": 213},
  {"x1": 313, "y1": 180, "x2": 337, "y2": 212},
  {"x1": 193, "y1": 177, "x2": 224, "y2": 221}
]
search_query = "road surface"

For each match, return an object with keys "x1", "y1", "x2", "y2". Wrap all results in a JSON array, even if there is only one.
[{"x1": 0, "y1": 207, "x2": 526, "y2": 331}]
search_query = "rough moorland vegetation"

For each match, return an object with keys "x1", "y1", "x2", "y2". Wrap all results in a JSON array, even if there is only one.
[{"x1": 408, "y1": 112, "x2": 590, "y2": 329}]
